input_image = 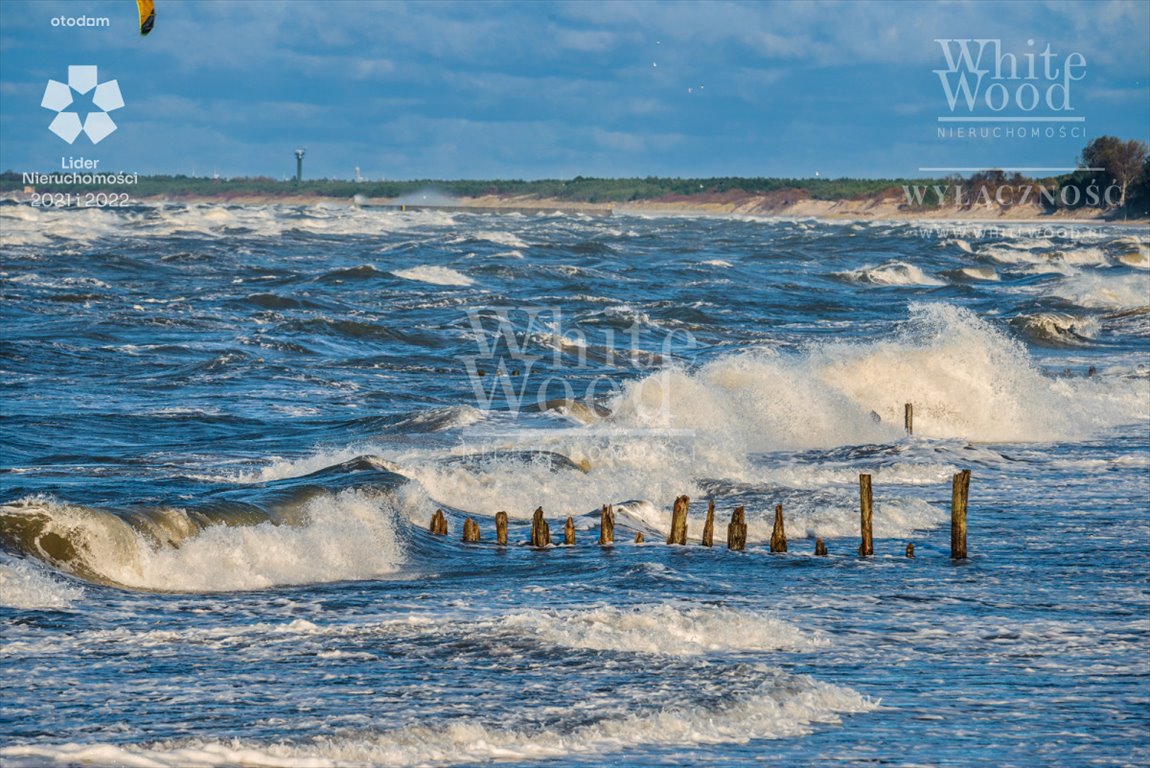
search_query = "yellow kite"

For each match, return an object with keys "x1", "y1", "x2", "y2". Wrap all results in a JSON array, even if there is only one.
[{"x1": 137, "y1": 0, "x2": 155, "y2": 36}]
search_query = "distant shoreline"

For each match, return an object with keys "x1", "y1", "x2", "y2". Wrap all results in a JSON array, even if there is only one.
[
  {"x1": 114, "y1": 192, "x2": 1148, "y2": 223},
  {"x1": 5, "y1": 171, "x2": 1147, "y2": 222}
]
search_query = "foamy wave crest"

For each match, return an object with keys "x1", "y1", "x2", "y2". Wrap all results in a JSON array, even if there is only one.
[
  {"x1": 1052, "y1": 247, "x2": 1109, "y2": 267},
  {"x1": 392, "y1": 265, "x2": 474, "y2": 286},
  {"x1": 1115, "y1": 240, "x2": 1149, "y2": 270},
  {"x1": 609, "y1": 303, "x2": 1148, "y2": 445},
  {"x1": 0, "y1": 488, "x2": 411, "y2": 592},
  {"x1": 0, "y1": 556, "x2": 84, "y2": 610},
  {"x1": 835, "y1": 261, "x2": 945, "y2": 286},
  {"x1": 0, "y1": 676, "x2": 874, "y2": 766},
  {"x1": 1010, "y1": 313, "x2": 1100, "y2": 348},
  {"x1": 960, "y1": 266, "x2": 999, "y2": 281},
  {"x1": 473, "y1": 230, "x2": 528, "y2": 248},
  {"x1": 0, "y1": 204, "x2": 126, "y2": 245},
  {"x1": 197, "y1": 450, "x2": 402, "y2": 485},
  {"x1": 1047, "y1": 273, "x2": 1150, "y2": 311},
  {"x1": 499, "y1": 603, "x2": 823, "y2": 655}
]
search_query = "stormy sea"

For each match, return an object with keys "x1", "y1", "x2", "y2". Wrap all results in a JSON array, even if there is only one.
[{"x1": 1, "y1": 202, "x2": 1148, "y2": 766}]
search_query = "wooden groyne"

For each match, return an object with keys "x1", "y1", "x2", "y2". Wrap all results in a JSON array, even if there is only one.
[
  {"x1": 428, "y1": 472, "x2": 972, "y2": 560},
  {"x1": 770, "y1": 504, "x2": 787, "y2": 553},
  {"x1": 858, "y1": 474, "x2": 874, "y2": 557},
  {"x1": 951, "y1": 469, "x2": 971, "y2": 560},
  {"x1": 599, "y1": 504, "x2": 614, "y2": 545},
  {"x1": 667, "y1": 495, "x2": 689, "y2": 545}
]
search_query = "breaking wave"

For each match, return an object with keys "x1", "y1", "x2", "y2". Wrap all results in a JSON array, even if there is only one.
[{"x1": 392, "y1": 265, "x2": 474, "y2": 286}]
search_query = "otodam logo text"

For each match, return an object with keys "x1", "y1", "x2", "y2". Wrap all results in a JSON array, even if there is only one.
[{"x1": 933, "y1": 39, "x2": 1086, "y2": 115}]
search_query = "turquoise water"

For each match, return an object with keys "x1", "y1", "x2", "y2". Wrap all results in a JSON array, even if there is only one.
[{"x1": 1, "y1": 203, "x2": 1148, "y2": 766}]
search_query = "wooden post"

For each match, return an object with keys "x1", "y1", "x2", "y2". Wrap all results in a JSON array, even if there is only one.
[
  {"x1": 531, "y1": 506, "x2": 551, "y2": 548},
  {"x1": 770, "y1": 504, "x2": 787, "y2": 553},
  {"x1": 564, "y1": 516, "x2": 576, "y2": 545},
  {"x1": 815, "y1": 538, "x2": 827, "y2": 556},
  {"x1": 727, "y1": 506, "x2": 747, "y2": 551},
  {"x1": 667, "y1": 495, "x2": 689, "y2": 545},
  {"x1": 859, "y1": 474, "x2": 874, "y2": 557},
  {"x1": 904, "y1": 403, "x2": 913, "y2": 435},
  {"x1": 599, "y1": 504, "x2": 614, "y2": 545},
  {"x1": 906, "y1": 542, "x2": 915, "y2": 558},
  {"x1": 462, "y1": 517, "x2": 480, "y2": 543},
  {"x1": 951, "y1": 469, "x2": 970, "y2": 560},
  {"x1": 701, "y1": 499, "x2": 715, "y2": 547},
  {"x1": 495, "y1": 511, "x2": 508, "y2": 546},
  {"x1": 430, "y1": 509, "x2": 447, "y2": 536},
  {"x1": 634, "y1": 531, "x2": 645, "y2": 544}
]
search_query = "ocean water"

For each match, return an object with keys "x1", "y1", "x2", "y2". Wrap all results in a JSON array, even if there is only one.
[{"x1": 1, "y1": 203, "x2": 1148, "y2": 767}]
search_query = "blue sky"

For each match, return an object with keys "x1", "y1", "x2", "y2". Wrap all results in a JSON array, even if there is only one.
[{"x1": 1, "y1": 0, "x2": 1147, "y2": 179}]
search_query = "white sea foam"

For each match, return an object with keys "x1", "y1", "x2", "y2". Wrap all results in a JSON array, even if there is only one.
[
  {"x1": 391, "y1": 265, "x2": 474, "y2": 286},
  {"x1": 1047, "y1": 273, "x2": 1150, "y2": 311},
  {"x1": 0, "y1": 675, "x2": 874, "y2": 766},
  {"x1": 499, "y1": 603, "x2": 824, "y2": 655},
  {"x1": 0, "y1": 556, "x2": 84, "y2": 610},
  {"x1": 608, "y1": 303, "x2": 1148, "y2": 446}
]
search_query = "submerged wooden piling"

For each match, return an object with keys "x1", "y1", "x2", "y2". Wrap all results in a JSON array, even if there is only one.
[
  {"x1": 951, "y1": 469, "x2": 971, "y2": 560},
  {"x1": 667, "y1": 495, "x2": 690, "y2": 546},
  {"x1": 430, "y1": 509, "x2": 448, "y2": 536},
  {"x1": 701, "y1": 499, "x2": 715, "y2": 547},
  {"x1": 599, "y1": 504, "x2": 614, "y2": 545},
  {"x1": 815, "y1": 538, "x2": 828, "y2": 556},
  {"x1": 531, "y1": 506, "x2": 551, "y2": 548},
  {"x1": 904, "y1": 403, "x2": 914, "y2": 435},
  {"x1": 727, "y1": 506, "x2": 747, "y2": 551},
  {"x1": 462, "y1": 517, "x2": 481, "y2": 543},
  {"x1": 859, "y1": 474, "x2": 874, "y2": 557},
  {"x1": 906, "y1": 542, "x2": 915, "y2": 558},
  {"x1": 770, "y1": 504, "x2": 787, "y2": 553},
  {"x1": 495, "y1": 511, "x2": 508, "y2": 546},
  {"x1": 564, "y1": 516, "x2": 576, "y2": 546}
]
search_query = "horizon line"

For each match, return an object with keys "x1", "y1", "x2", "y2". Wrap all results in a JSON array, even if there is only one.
[
  {"x1": 936, "y1": 116, "x2": 1087, "y2": 123},
  {"x1": 918, "y1": 167, "x2": 1104, "y2": 172}
]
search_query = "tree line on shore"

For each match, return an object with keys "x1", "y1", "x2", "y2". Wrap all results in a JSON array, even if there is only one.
[{"x1": 3, "y1": 137, "x2": 1146, "y2": 217}]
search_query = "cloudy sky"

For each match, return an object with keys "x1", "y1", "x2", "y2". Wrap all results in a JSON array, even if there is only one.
[{"x1": 1, "y1": 0, "x2": 1147, "y2": 180}]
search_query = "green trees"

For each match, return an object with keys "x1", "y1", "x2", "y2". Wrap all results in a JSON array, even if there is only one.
[{"x1": 1081, "y1": 136, "x2": 1148, "y2": 209}]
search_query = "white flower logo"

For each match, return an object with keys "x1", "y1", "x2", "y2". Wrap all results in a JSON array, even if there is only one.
[{"x1": 41, "y1": 65, "x2": 124, "y2": 144}]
